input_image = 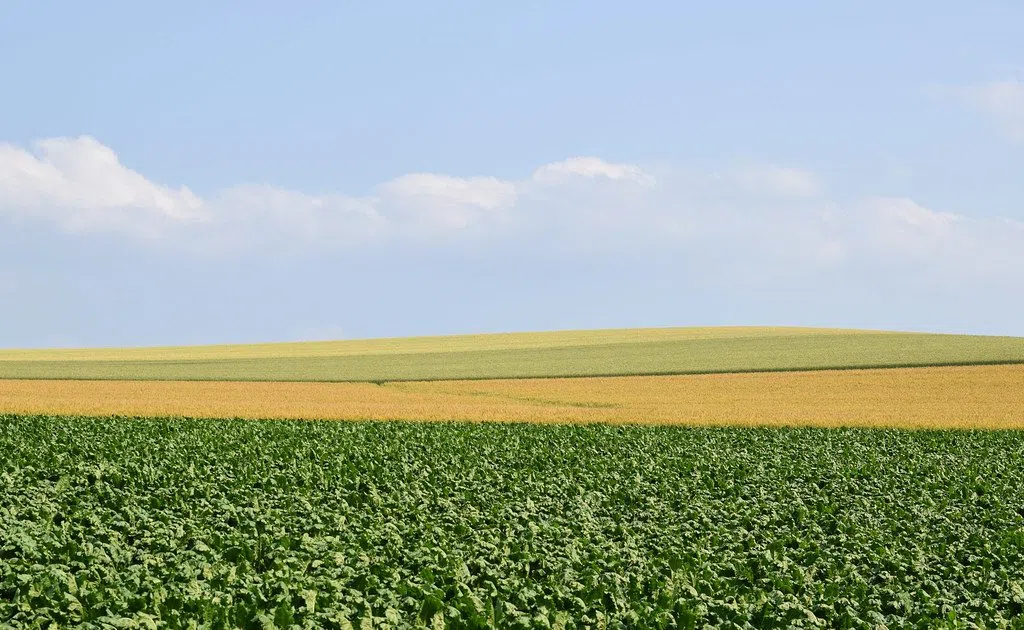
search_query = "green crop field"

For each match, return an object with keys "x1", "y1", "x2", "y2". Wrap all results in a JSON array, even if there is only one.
[
  {"x1": 1, "y1": 327, "x2": 1023, "y2": 381},
  {"x1": 4, "y1": 416, "x2": 1024, "y2": 628}
]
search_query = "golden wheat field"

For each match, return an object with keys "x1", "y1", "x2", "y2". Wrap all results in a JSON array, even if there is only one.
[{"x1": 2, "y1": 363, "x2": 1022, "y2": 429}]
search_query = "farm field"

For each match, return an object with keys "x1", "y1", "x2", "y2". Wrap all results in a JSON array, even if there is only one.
[
  {"x1": 0, "y1": 327, "x2": 863, "y2": 361},
  {"x1": 0, "y1": 364, "x2": 1022, "y2": 429},
  {"x1": 4, "y1": 327, "x2": 1024, "y2": 627},
  {"x1": 2, "y1": 327, "x2": 1024, "y2": 382},
  {"x1": 3, "y1": 417, "x2": 1024, "y2": 627}
]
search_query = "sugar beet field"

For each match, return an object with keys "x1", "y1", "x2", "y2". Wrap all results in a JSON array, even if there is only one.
[{"x1": 4, "y1": 417, "x2": 1024, "y2": 628}]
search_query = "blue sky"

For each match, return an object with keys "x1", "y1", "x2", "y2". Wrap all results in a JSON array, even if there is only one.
[{"x1": 2, "y1": 1, "x2": 1024, "y2": 347}]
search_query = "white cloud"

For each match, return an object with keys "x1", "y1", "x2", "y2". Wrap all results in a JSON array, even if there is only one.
[
  {"x1": 532, "y1": 157, "x2": 656, "y2": 186},
  {"x1": 1, "y1": 136, "x2": 1022, "y2": 285},
  {"x1": 866, "y1": 197, "x2": 959, "y2": 234},
  {"x1": 958, "y1": 80, "x2": 1024, "y2": 140},
  {"x1": 381, "y1": 173, "x2": 517, "y2": 210},
  {"x1": 840, "y1": 196, "x2": 1024, "y2": 280},
  {"x1": 0, "y1": 143, "x2": 658, "y2": 248},
  {"x1": 377, "y1": 173, "x2": 518, "y2": 231},
  {"x1": 851, "y1": 197, "x2": 961, "y2": 261},
  {"x1": 0, "y1": 136, "x2": 205, "y2": 237}
]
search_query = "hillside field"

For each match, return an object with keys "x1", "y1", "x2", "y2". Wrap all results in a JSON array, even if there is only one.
[{"x1": 1, "y1": 327, "x2": 1024, "y2": 382}]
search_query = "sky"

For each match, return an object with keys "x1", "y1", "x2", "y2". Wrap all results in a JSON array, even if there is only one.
[{"x1": 2, "y1": 1, "x2": 1024, "y2": 347}]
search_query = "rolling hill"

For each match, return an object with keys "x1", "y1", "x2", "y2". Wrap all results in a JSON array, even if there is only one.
[{"x1": 1, "y1": 326, "x2": 1022, "y2": 382}]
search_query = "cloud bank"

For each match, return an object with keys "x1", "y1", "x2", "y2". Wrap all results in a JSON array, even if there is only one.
[{"x1": 2, "y1": 136, "x2": 1023, "y2": 284}]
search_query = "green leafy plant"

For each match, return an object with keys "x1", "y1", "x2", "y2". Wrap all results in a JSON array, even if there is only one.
[{"x1": 3, "y1": 416, "x2": 1024, "y2": 628}]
